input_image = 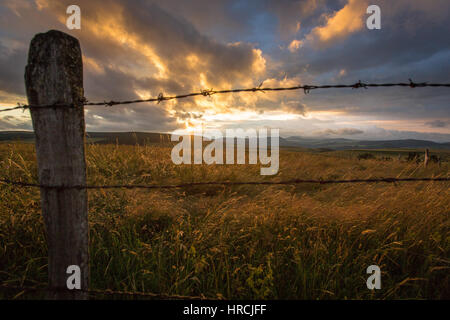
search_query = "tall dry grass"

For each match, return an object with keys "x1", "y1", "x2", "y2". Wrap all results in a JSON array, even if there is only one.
[{"x1": 0, "y1": 142, "x2": 448, "y2": 299}]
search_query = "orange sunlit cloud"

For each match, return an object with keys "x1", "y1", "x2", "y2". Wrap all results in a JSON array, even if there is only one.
[{"x1": 307, "y1": 0, "x2": 368, "y2": 46}]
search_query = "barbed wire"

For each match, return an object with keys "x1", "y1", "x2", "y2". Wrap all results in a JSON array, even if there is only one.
[
  {"x1": 0, "y1": 177, "x2": 448, "y2": 190},
  {"x1": 0, "y1": 105, "x2": 27, "y2": 112},
  {"x1": 0, "y1": 283, "x2": 206, "y2": 299},
  {"x1": 1, "y1": 80, "x2": 450, "y2": 112}
]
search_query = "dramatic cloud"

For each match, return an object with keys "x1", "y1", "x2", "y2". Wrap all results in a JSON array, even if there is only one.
[{"x1": 0, "y1": 0, "x2": 449, "y2": 140}]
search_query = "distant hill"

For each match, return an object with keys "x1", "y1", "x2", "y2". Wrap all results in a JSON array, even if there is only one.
[
  {"x1": 0, "y1": 131, "x2": 35, "y2": 142},
  {"x1": 86, "y1": 132, "x2": 171, "y2": 144},
  {"x1": 1, "y1": 131, "x2": 449, "y2": 150},
  {"x1": 0, "y1": 131, "x2": 171, "y2": 145},
  {"x1": 281, "y1": 136, "x2": 450, "y2": 150}
]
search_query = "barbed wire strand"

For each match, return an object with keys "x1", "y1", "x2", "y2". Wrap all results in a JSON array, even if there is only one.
[
  {"x1": 0, "y1": 177, "x2": 448, "y2": 190},
  {"x1": 1, "y1": 80, "x2": 450, "y2": 111},
  {"x1": 0, "y1": 105, "x2": 27, "y2": 112},
  {"x1": 0, "y1": 283, "x2": 206, "y2": 299}
]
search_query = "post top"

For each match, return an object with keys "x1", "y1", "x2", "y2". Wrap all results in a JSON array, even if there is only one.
[
  {"x1": 25, "y1": 29, "x2": 83, "y2": 107},
  {"x1": 33, "y1": 29, "x2": 79, "y2": 42}
]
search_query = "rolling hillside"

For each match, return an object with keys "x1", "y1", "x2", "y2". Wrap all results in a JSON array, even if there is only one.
[{"x1": 1, "y1": 131, "x2": 449, "y2": 150}]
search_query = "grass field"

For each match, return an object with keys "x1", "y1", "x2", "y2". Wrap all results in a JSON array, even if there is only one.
[{"x1": 0, "y1": 142, "x2": 449, "y2": 299}]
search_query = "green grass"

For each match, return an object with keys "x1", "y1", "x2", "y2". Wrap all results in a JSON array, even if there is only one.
[{"x1": 0, "y1": 142, "x2": 449, "y2": 299}]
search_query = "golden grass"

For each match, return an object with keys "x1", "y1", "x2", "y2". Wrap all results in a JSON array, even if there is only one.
[{"x1": 0, "y1": 142, "x2": 448, "y2": 299}]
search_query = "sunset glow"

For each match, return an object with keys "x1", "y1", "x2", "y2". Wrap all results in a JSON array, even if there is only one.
[{"x1": 0, "y1": 0, "x2": 448, "y2": 141}]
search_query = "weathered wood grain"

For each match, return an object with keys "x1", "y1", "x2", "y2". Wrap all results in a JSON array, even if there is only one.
[{"x1": 25, "y1": 30, "x2": 88, "y2": 299}]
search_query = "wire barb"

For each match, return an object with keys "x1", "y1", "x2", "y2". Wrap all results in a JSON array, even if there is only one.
[
  {"x1": 252, "y1": 81, "x2": 265, "y2": 93},
  {"x1": 352, "y1": 80, "x2": 368, "y2": 89},
  {"x1": 303, "y1": 85, "x2": 312, "y2": 94},
  {"x1": 104, "y1": 100, "x2": 115, "y2": 107},
  {"x1": 157, "y1": 92, "x2": 165, "y2": 104},
  {"x1": 200, "y1": 89, "x2": 214, "y2": 97}
]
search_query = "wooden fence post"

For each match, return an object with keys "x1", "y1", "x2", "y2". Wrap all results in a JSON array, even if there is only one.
[
  {"x1": 424, "y1": 148, "x2": 429, "y2": 167},
  {"x1": 25, "y1": 30, "x2": 89, "y2": 299}
]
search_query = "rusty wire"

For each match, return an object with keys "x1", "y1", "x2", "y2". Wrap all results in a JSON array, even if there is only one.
[
  {"x1": 1, "y1": 80, "x2": 449, "y2": 112},
  {"x1": 0, "y1": 177, "x2": 448, "y2": 190}
]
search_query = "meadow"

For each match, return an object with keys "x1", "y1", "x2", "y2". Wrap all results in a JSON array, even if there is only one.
[{"x1": 0, "y1": 142, "x2": 448, "y2": 299}]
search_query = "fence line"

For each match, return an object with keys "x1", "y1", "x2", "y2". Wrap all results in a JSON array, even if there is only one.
[
  {"x1": 1, "y1": 80, "x2": 450, "y2": 112},
  {"x1": 0, "y1": 177, "x2": 448, "y2": 190},
  {"x1": 2, "y1": 30, "x2": 450, "y2": 300}
]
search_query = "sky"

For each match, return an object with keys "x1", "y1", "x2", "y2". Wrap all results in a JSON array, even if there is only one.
[{"x1": 0, "y1": 0, "x2": 449, "y2": 141}]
